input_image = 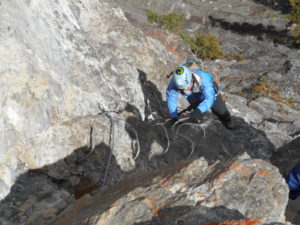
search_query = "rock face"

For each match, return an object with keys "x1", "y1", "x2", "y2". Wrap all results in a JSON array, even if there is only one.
[
  {"x1": 45, "y1": 154, "x2": 289, "y2": 225},
  {"x1": 0, "y1": 0, "x2": 299, "y2": 224},
  {"x1": 0, "y1": 0, "x2": 187, "y2": 200},
  {"x1": 114, "y1": 0, "x2": 300, "y2": 149}
]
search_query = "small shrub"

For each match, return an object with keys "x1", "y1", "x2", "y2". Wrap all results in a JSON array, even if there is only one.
[
  {"x1": 179, "y1": 32, "x2": 223, "y2": 60},
  {"x1": 145, "y1": 10, "x2": 183, "y2": 31},
  {"x1": 286, "y1": 0, "x2": 300, "y2": 43},
  {"x1": 252, "y1": 77, "x2": 298, "y2": 107},
  {"x1": 225, "y1": 54, "x2": 246, "y2": 61}
]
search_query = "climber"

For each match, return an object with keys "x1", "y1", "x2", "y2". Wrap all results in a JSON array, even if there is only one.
[
  {"x1": 286, "y1": 163, "x2": 300, "y2": 200},
  {"x1": 166, "y1": 61, "x2": 235, "y2": 129}
]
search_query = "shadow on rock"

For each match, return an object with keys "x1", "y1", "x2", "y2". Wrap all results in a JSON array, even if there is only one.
[
  {"x1": 0, "y1": 142, "x2": 122, "y2": 225},
  {"x1": 126, "y1": 70, "x2": 275, "y2": 167},
  {"x1": 134, "y1": 205, "x2": 246, "y2": 225},
  {"x1": 126, "y1": 113, "x2": 276, "y2": 168},
  {"x1": 137, "y1": 69, "x2": 169, "y2": 121},
  {"x1": 271, "y1": 137, "x2": 300, "y2": 176},
  {"x1": 251, "y1": 0, "x2": 291, "y2": 13},
  {"x1": 0, "y1": 69, "x2": 278, "y2": 225},
  {"x1": 209, "y1": 16, "x2": 296, "y2": 47}
]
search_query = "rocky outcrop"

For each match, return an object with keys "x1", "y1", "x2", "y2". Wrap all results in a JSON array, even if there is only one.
[
  {"x1": 114, "y1": 0, "x2": 300, "y2": 149},
  {"x1": 0, "y1": 109, "x2": 280, "y2": 225},
  {"x1": 113, "y1": 0, "x2": 293, "y2": 44},
  {"x1": 0, "y1": 0, "x2": 188, "y2": 200},
  {"x1": 0, "y1": 0, "x2": 299, "y2": 224},
  {"x1": 44, "y1": 154, "x2": 289, "y2": 225}
]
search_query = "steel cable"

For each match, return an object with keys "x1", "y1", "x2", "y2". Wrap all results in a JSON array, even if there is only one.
[
  {"x1": 153, "y1": 116, "x2": 206, "y2": 159},
  {"x1": 155, "y1": 123, "x2": 170, "y2": 154},
  {"x1": 126, "y1": 128, "x2": 140, "y2": 160}
]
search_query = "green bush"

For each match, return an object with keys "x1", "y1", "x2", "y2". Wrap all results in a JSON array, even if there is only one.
[
  {"x1": 179, "y1": 32, "x2": 223, "y2": 60},
  {"x1": 145, "y1": 10, "x2": 183, "y2": 31},
  {"x1": 287, "y1": 0, "x2": 300, "y2": 43},
  {"x1": 145, "y1": 10, "x2": 224, "y2": 60}
]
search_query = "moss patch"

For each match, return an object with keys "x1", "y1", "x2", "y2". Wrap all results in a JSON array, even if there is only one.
[
  {"x1": 224, "y1": 54, "x2": 247, "y2": 61},
  {"x1": 251, "y1": 76, "x2": 298, "y2": 107},
  {"x1": 146, "y1": 10, "x2": 183, "y2": 31},
  {"x1": 286, "y1": 0, "x2": 300, "y2": 43}
]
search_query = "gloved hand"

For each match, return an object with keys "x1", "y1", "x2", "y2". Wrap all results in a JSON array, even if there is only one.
[
  {"x1": 165, "y1": 117, "x2": 178, "y2": 127},
  {"x1": 186, "y1": 102, "x2": 199, "y2": 111},
  {"x1": 190, "y1": 109, "x2": 202, "y2": 122}
]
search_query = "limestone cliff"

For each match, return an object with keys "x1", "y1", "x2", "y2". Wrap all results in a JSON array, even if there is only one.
[
  {"x1": 0, "y1": 0, "x2": 299, "y2": 224},
  {"x1": 0, "y1": 0, "x2": 186, "y2": 199}
]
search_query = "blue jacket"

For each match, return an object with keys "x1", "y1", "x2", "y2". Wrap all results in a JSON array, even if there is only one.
[
  {"x1": 166, "y1": 69, "x2": 216, "y2": 118},
  {"x1": 286, "y1": 163, "x2": 300, "y2": 199}
]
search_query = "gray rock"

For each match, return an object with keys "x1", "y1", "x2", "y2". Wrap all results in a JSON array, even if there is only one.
[
  {"x1": 43, "y1": 154, "x2": 289, "y2": 225},
  {"x1": 0, "y1": 0, "x2": 299, "y2": 224},
  {"x1": 249, "y1": 97, "x2": 300, "y2": 122},
  {"x1": 271, "y1": 137, "x2": 300, "y2": 176},
  {"x1": 0, "y1": 0, "x2": 186, "y2": 199},
  {"x1": 224, "y1": 93, "x2": 263, "y2": 124}
]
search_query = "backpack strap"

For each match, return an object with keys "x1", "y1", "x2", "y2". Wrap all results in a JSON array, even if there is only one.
[
  {"x1": 195, "y1": 71, "x2": 222, "y2": 98},
  {"x1": 192, "y1": 72, "x2": 201, "y2": 86}
]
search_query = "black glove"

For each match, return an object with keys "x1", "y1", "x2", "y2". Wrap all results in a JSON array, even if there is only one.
[
  {"x1": 187, "y1": 102, "x2": 199, "y2": 111},
  {"x1": 190, "y1": 109, "x2": 202, "y2": 122},
  {"x1": 165, "y1": 117, "x2": 178, "y2": 127}
]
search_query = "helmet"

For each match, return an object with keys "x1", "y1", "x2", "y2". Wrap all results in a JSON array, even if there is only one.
[{"x1": 173, "y1": 66, "x2": 192, "y2": 89}]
